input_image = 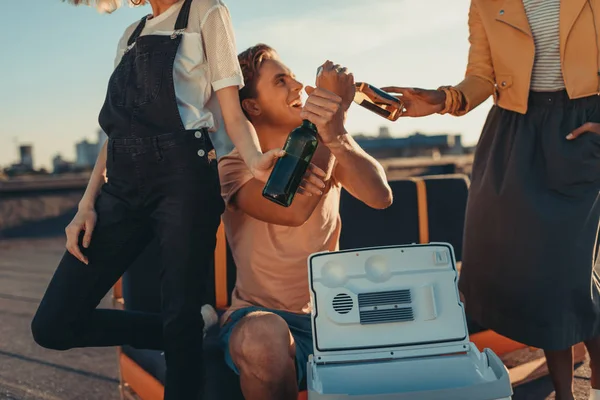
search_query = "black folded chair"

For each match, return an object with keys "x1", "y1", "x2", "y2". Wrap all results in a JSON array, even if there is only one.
[
  {"x1": 339, "y1": 179, "x2": 421, "y2": 250},
  {"x1": 422, "y1": 174, "x2": 469, "y2": 262}
]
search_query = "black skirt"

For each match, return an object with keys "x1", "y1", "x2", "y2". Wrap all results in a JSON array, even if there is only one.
[{"x1": 458, "y1": 90, "x2": 600, "y2": 350}]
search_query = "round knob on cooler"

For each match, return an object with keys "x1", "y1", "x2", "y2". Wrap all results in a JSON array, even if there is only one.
[
  {"x1": 365, "y1": 255, "x2": 391, "y2": 282},
  {"x1": 321, "y1": 261, "x2": 348, "y2": 288}
]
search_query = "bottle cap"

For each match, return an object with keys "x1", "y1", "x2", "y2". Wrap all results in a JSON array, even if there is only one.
[{"x1": 316, "y1": 65, "x2": 323, "y2": 77}]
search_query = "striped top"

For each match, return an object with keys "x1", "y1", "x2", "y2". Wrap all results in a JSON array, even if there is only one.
[{"x1": 523, "y1": 0, "x2": 565, "y2": 91}]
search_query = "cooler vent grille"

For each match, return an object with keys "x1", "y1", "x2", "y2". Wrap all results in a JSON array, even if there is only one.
[{"x1": 332, "y1": 293, "x2": 353, "y2": 314}]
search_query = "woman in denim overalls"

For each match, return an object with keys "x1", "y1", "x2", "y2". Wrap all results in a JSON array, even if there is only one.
[{"x1": 29, "y1": 1, "x2": 304, "y2": 398}]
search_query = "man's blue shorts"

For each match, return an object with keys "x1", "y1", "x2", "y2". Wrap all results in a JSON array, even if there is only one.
[{"x1": 218, "y1": 306, "x2": 313, "y2": 389}]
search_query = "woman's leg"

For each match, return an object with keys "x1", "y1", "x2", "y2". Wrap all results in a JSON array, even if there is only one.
[
  {"x1": 31, "y1": 188, "x2": 163, "y2": 351},
  {"x1": 544, "y1": 347, "x2": 574, "y2": 400},
  {"x1": 153, "y1": 203, "x2": 221, "y2": 399},
  {"x1": 585, "y1": 336, "x2": 600, "y2": 390},
  {"x1": 151, "y1": 167, "x2": 223, "y2": 400}
]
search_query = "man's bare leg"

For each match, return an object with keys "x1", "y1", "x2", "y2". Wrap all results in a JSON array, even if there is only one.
[{"x1": 229, "y1": 312, "x2": 298, "y2": 400}]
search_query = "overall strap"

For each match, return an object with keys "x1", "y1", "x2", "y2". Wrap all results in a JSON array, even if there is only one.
[
  {"x1": 174, "y1": 0, "x2": 193, "y2": 31},
  {"x1": 127, "y1": 15, "x2": 148, "y2": 46},
  {"x1": 126, "y1": 0, "x2": 192, "y2": 47}
]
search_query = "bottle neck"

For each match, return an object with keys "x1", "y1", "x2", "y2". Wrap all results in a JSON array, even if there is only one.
[{"x1": 302, "y1": 119, "x2": 318, "y2": 134}]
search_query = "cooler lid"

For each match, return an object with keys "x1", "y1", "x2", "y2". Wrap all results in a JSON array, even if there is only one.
[{"x1": 308, "y1": 243, "x2": 469, "y2": 363}]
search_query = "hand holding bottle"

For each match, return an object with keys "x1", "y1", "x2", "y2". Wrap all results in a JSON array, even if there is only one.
[
  {"x1": 379, "y1": 87, "x2": 446, "y2": 118},
  {"x1": 316, "y1": 61, "x2": 355, "y2": 111},
  {"x1": 248, "y1": 148, "x2": 287, "y2": 182},
  {"x1": 262, "y1": 61, "x2": 352, "y2": 207},
  {"x1": 300, "y1": 86, "x2": 346, "y2": 147}
]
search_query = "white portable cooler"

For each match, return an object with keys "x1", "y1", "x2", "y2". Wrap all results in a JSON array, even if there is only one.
[{"x1": 306, "y1": 243, "x2": 513, "y2": 400}]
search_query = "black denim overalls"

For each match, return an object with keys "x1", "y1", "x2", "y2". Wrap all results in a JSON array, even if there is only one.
[{"x1": 32, "y1": 1, "x2": 223, "y2": 398}]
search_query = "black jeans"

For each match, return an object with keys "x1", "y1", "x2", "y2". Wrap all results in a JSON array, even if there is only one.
[{"x1": 31, "y1": 132, "x2": 224, "y2": 398}]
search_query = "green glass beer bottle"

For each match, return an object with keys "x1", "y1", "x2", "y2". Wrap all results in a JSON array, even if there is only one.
[{"x1": 262, "y1": 120, "x2": 319, "y2": 207}]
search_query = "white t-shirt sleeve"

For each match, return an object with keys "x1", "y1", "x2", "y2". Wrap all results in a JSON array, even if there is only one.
[
  {"x1": 114, "y1": 32, "x2": 129, "y2": 68},
  {"x1": 114, "y1": 23, "x2": 138, "y2": 68},
  {"x1": 200, "y1": 4, "x2": 244, "y2": 91}
]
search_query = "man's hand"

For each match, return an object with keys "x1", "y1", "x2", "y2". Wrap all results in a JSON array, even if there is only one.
[
  {"x1": 298, "y1": 163, "x2": 327, "y2": 197},
  {"x1": 316, "y1": 60, "x2": 355, "y2": 111},
  {"x1": 380, "y1": 87, "x2": 446, "y2": 117},
  {"x1": 301, "y1": 87, "x2": 346, "y2": 146},
  {"x1": 567, "y1": 122, "x2": 600, "y2": 140},
  {"x1": 247, "y1": 148, "x2": 325, "y2": 196}
]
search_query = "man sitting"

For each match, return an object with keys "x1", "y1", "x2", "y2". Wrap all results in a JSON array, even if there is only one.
[{"x1": 218, "y1": 44, "x2": 393, "y2": 400}]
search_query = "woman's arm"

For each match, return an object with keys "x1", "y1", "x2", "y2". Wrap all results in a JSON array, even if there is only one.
[
  {"x1": 382, "y1": 0, "x2": 495, "y2": 117},
  {"x1": 215, "y1": 87, "x2": 282, "y2": 182},
  {"x1": 444, "y1": 0, "x2": 495, "y2": 116},
  {"x1": 64, "y1": 140, "x2": 107, "y2": 264},
  {"x1": 202, "y1": 5, "x2": 282, "y2": 181},
  {"x1": 79, "y1": 140, "x2": 107, "y2": 211}
]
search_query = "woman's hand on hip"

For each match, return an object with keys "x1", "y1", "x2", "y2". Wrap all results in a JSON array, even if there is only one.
[
  {"x1": 567, "y1": 122, "x2": 600, "y2": 140},
  {"x1": 65, "y1": 206, "x2": 97, "y2": 265},
  {"x1": 380, "y1": 87, "x2": 446, "y2": 117}
]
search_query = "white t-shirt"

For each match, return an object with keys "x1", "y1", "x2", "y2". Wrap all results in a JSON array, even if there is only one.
[{"x1": 114, "y1": 0, "x2": 243, "y2": 158}]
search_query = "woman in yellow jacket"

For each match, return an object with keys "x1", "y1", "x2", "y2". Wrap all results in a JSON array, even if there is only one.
[{"x1": 384, "y1": 1, "x2": 600, "y2": 398}]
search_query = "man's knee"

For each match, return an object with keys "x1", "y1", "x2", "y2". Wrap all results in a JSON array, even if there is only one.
[{"x1": 229, "y1": 312, "x2": 294, "y2": 376}]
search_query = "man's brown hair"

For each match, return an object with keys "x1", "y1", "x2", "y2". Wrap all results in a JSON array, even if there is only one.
[{"x1": 238, "y1": 44, "x2": 279, "y2": 117}]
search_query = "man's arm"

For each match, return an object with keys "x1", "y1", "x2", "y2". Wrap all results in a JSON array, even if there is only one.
[
  {"x1": 230, "y1": 146, "x2": 334, "y2": 227},
  {"x1": 327, "y1": 135, "x2": 392, "y2": 210},
  {"x1": 301, "y1": 81, "x2": 393, "y2": 210},
  {"x1": 224, "y1": 62, "x2": 382, "y2": 226}
]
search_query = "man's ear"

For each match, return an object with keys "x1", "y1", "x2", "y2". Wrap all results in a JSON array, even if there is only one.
[{"x1": 241, "y1": 98, "x2": 261, "y2": 117}]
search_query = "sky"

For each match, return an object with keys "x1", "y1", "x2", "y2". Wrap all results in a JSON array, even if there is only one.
[{"x1": 0, "y1": 0, "x2": 493, "y2": 170}]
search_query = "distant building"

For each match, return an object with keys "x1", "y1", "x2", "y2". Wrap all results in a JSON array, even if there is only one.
[
  {"x1": 378, "y1": 126, "x2": 391, "y2": 138},
  {"x1": 352, "y1": 133, "x2": 369, "y2": 140},
  {"x1": 19, "y1": 145, "x2": 34, "y2": 169},
  {"x1": 353, "y1": 132, "x2": 465, "y2": 159},
  {"x1": 2, "y1": 144, "x2": 37, "y2": 177},
  {"x1": 75, "y1": 140, "x2": 98, "y2": 168},
  {"x1": 52, "y1": 154, "x2": 75, "y2": 175}
]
